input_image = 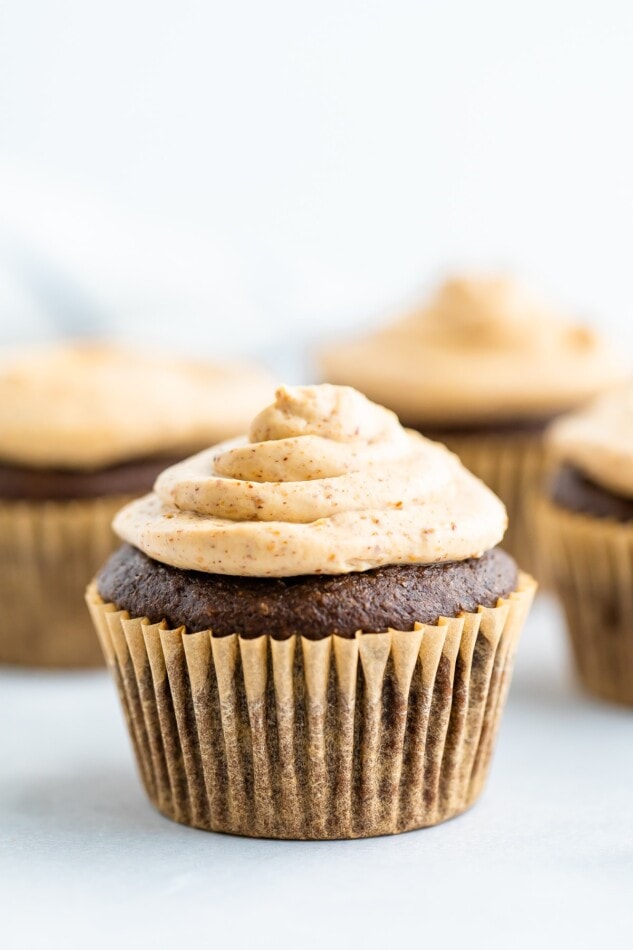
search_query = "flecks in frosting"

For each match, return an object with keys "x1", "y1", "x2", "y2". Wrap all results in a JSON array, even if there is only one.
[
  {"x1": 113, "y1": 384, "x2": 508, "y2": 577},
  {"x1": 0, "y1": 343, "x2": 276, "y2": 469},
  {"x1": 547, "y1": 387, "x2": 633, "y2": 500},
  {"x1": 321, "y1": 275, "x2": 627, "y2": 424}
]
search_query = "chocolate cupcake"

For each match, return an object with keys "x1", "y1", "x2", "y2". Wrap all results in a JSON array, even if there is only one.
[
  {"x1": 539, "y1": 390, "x2": 633, "y2": 705},
  {"x1": 321, "y1": 276, "x2": 627, "y2": 577},
  {"x1": 87, "y1": 384, "x2": 535, "y2": 839},
  {"x1": 0, "y1": 342, "x2": 274, "y2": 667}
]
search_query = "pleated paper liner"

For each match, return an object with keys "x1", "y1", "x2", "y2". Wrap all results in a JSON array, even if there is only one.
[
  {"x1": 0, "y1": 496, "x2": 134, "y2": 667},
  {"x1": 538, "y1": 496, "x2": 633, "y2": 706},
  {"x1": 437, "y1": 431, "x2": 547, "y2": 579},
  {"x1": 87, "y1": 572, "x2": 536, "y2": 839}
]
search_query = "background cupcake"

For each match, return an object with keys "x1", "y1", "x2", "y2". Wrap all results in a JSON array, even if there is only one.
[
  {"x1": 88, "y1": 384, "x2": 535, "y2": 839},
  {"x1": 0, "y1": 342, "x2": 275, "y2": 667},
  {"x1": 539, "y1": 389, "x2": 633, "y2": 705},
  {"x1": 320, "y1": 275, "x2": 627, "y2": 578}
]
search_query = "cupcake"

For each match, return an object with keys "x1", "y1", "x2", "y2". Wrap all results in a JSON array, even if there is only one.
[
  {"x1": 321, "y1": 275, "x2": 626, "y2": 577},
  {"x1": 539, "y1": 389, "x2": 633, "y2": 705},
  {"x1": 87, "y1": 384, "x2": 535, "y2": 839},
  {"x1": 0, "y1": 342, "x2": 274, "y2": 667}
]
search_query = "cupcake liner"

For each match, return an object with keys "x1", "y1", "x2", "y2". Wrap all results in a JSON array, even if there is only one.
[
  {"x1": 538, "y1": 496, "x2": 633, "y2": 705},
  {"x1": 87, "y1": 572, "x2": 536, "y2": 839},
  {"x1": 0, "y1": 496, "x2": 134, "y2": 667},
  {"x1": 438, "y1": 431, "x2": 547, "y2": 578}
]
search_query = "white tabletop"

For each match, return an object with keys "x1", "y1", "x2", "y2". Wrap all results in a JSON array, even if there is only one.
[{"x1": 2, "y1": 594, "x2": 632, "y2": 950}]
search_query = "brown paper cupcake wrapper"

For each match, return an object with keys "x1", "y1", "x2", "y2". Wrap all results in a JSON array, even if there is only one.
[
  {"x1": 87, "y1": 573, "x2": 535, "y2": 839},
  {"x1": 538, "y1": 496, "x2": 633, "y2": 705},
  {"x1": 0, "y1": 496, "x2": 134, "y2": 667},
  {"x1": 438, "y1": 431, "x2": 547, "y2": 579}
]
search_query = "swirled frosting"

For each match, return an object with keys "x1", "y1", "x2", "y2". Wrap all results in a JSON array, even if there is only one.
[
  {"x1": 321, "y1": 276, "x2": 627, "y2": 425},
  {"x1": 113, "y1": 384, "x2": 508, "y2": 577},
  {"x1": 0, "y1": 343, "x2": 275, "y2": 469},
  {"x1": 547, "y1": 387, "x2": 633, "y2": 499}
]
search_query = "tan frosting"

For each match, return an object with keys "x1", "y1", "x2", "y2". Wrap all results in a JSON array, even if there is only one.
[
  {"x1": 547, "y1": 387, "x2": 633, "y2": 499},
  {"x1": 321, "y1": 276, "x2": 628, "y2": 424},
  {"x1": 113, "y1": 384, "x2": 508, "y2": 577},
  {"x1": 0, "y1": 343, "x2": 276, "y2": 469}
]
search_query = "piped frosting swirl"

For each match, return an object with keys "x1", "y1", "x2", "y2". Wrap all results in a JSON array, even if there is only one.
[
  {"x1": 322, "y1": 276, "x2": 627, "y2": 424},
  {"x1": 114, "y1": 384, "x2": 508, "y2": 577}
]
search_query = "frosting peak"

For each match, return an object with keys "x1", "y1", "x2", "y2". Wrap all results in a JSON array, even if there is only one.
[
  {"x1": 411, "y1": 276, "x2": 595, "y2": 351},
  {"x1": 249, "y1": 384, "x2": 402, "y2": 445},
  {"x1": 114, "y1": 384, "x2": 508, "y2": 577},
  {"x1": 215, "y1": 385, "x2": 408, "y2": 483}
]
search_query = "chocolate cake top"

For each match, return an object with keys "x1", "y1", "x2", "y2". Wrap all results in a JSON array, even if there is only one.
[{"x1": 97, "y1": 543, "x2": 518, "y2": 639}]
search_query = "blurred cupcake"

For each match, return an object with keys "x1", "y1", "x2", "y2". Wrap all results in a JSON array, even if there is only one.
[
  {"x1": 87, "y1": 384, "x2": 535, "y2": 839},
  {"x1": 321, "y1": 275, "x2": 627, "y2": 577},
  {"x1": 540, "y1": 389, "x2": 633, "y2": 705},
  {"x1": 0, "y1": 342, "x2": 275, "y2": 667}
]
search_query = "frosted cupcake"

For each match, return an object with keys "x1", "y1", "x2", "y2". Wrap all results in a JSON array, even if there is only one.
[
  {"x1": 0, "y1": 342, "x2": 274, "y2": 667},
  {"x1": 321, "y1": 276, "x2": 626, "y2": 576},
  {"x1": 540, "y1": 389, "x2": 633, "y2": 705},
  {"x1": 87, "y1": 384, "x2": 535, "y2": 839}
]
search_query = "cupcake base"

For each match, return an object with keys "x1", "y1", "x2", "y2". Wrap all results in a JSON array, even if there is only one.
[
  {"x1": 87, "y1": 573, "x2": 535, "y2": 839},
  {"x1": 539, "y1": 496, "x2": 633, "y2": 706},
  {"x1": 0, "y1": 496, "x2": 134, "y2": 667}
]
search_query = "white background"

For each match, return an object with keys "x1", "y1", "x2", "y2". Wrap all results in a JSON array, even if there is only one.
[
  {"x1": 1, "y1": 3, "x2": 633, "y2": 947},
  {"x1": 0, "y1": 1, "x2": 632, "y2": 358}
]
